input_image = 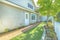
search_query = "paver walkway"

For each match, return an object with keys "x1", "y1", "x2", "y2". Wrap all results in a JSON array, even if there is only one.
[{"x1": 0, "y1": 23, "x2": 39, "y2": 40}]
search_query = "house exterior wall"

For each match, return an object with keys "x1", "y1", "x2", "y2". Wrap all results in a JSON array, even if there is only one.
[
  {"x1": 0, "y1": 0, "x2": 40, "y2": 33},
  {"x1": 0, "y1": 3, "x2": 25, "y2": 33},
  {"x1": 5, "y1": 0, "x2": 35, "y2": 11},
  {"x1": 41, "y1": 16, "x2": 47, "y2": 21}
]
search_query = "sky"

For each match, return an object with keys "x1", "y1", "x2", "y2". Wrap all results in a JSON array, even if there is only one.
[
  {"x1": 34, "y1": 0, "x2": 39, "y2": 7},
  {"x1": 34, "y1": 0, "x2": 55, "y2": 7}
]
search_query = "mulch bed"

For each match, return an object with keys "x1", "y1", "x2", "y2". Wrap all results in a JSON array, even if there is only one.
[{"x1": 44, "y1": 23, "x2": 58, "y2": 40}]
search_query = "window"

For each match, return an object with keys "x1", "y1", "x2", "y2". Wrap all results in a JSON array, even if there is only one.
[
  {"x1": 28, "y1": 3, "x2": 33, "y2": 9},
  {"x1": 32, "y1": 14, "x2": 35, "y2": 20}
]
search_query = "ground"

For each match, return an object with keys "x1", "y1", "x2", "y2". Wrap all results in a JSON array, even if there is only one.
[{"x1": 11, "y1": 23, "x2": 45, "y2": 40}]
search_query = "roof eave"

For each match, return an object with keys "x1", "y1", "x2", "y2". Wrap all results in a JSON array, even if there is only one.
[{"x1": 0, "y1": 1, "x2": 37, "y2": 13}]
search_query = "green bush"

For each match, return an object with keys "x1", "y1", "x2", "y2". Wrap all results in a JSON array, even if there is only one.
[{"x1": 4, "y1": 28, "x2": 9, "y2": 32}]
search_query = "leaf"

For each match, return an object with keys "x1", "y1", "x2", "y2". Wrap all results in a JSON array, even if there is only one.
[{"x1": 37, "y1": 0, "x2": 60, "y2": 16}]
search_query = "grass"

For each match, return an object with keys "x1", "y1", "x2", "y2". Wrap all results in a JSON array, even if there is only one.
[{"x1": 11, "y1": 23, "x2": 45, "y2": 40}]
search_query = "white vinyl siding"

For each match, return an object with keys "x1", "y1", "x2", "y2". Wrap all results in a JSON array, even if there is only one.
[
  {"x1": 6, "y1": 0, "x2": 35, "y2": 11},
  {"x1": 0, "y1": 3, "x2": 25, "y2": 33}
]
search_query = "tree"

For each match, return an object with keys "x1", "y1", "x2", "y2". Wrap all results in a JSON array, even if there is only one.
[
  {"x1": 55, "y1": 12, "x2": 60, "y2": 22},
  {"x1": 37, "y1": 0, "x2": 60, "y2": 24}
]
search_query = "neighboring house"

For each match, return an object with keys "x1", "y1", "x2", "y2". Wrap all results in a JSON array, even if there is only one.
[
  {"x1": 0, "y1": 0, "x2": 40, "y2": 33},
  {"x1": 41, "y1": 16, "x2": 47, "y2": 21},
  {"x1": 41, "y1": 16, "x2": 54, "y2": 24}
]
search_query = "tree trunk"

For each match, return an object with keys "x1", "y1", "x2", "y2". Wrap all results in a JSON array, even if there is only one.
[
  {"x1": 46, "y1": 11, "x2": 50, "y2": 30},
  {"x1": 47, "y1": 13, "x2": 50, "y2": 25}
]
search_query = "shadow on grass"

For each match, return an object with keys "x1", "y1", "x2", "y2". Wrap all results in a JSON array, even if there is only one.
[{"x1": 11, "y1": 23, "x2": 44, "y2": 40}]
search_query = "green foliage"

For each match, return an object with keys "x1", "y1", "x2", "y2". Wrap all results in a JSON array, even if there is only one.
[
  {"x1": 55, "y1": 12, "x2": 60, "y2": 22},
  {"x1": 55, "y1": 0, "x2": 60, "y2": 12},
  {"x1": 37, "y1": 0, "x2": 60, "y2": 16},
  {"x1": 4, "y1": 28, "x2": 9, "y2": 32}
]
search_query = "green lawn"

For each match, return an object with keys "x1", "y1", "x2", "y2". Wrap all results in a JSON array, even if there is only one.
[{"x1": 11, "y1": 23, "x2": 45, "y2": 40}]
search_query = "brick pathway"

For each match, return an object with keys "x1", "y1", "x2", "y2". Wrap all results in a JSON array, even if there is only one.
[{"x1": 0, "y1": 23, "x2": 39, "y2": 40}]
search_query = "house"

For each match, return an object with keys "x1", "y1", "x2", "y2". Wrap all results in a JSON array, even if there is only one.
[
  {"x1": 0, "y1": 0, "x2": 41, "y2": 33},
  {"x1": 41, "y1": 16, "x2": 47, "y2": 21}
]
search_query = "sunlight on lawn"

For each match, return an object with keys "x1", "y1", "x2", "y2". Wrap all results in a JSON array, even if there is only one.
[{"x1": 11, "y1": 23, "x2": 45, "y2": 40}]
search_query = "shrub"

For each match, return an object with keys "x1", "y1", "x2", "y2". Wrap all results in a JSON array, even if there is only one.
[{"x1": 4, "y1": 28, "x2": 9, "y2": 32}]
